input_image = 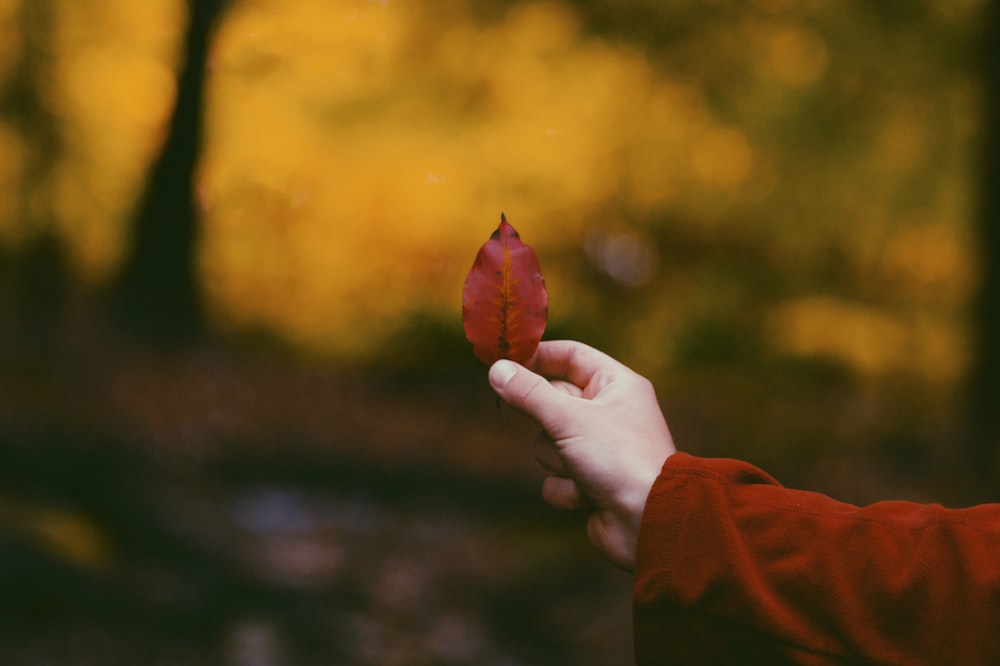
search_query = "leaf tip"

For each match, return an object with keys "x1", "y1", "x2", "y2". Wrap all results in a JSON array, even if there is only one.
[{"x1": 496, "y1": 212, "x2": 519, "y2": 240}]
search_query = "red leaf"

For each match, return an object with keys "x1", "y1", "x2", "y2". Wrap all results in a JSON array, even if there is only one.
[{"x1": 462, "y1": 213, "x2": 548, "y2": 365}]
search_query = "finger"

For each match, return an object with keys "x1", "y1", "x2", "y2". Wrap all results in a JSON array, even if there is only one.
[
  {"x1": 488, "y1": 360, "x2": 573, "y2": 431},
  {"x1": 549, "y1": 379, "x2": 584, "y2": 398},
  {"x1": 587, "y1": 511, "x2": 634, "y2": 571},
  {"x1": 542, "y1": 475, "x2": 590, "y2": 510},
  {"x1": 532, "y1": 432, "x2": 567, "y2": 475},
  {"x1": 526, "y1": 340, "x2": 633, "y2": 395}
]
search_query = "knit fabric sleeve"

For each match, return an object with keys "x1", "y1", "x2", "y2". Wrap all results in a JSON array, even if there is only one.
[{"x1": 633, "y1": 453, "x2": 1000, "y2": 664}]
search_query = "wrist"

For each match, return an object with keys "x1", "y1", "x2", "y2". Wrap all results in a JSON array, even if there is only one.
[{"x1": 621, "y1": 453, "x2": 671, "y2": 546}]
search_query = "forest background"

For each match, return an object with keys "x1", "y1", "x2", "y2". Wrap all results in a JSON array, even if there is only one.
[{"x1": 1, "y1": 0, "x2": 998, "y2": 663}]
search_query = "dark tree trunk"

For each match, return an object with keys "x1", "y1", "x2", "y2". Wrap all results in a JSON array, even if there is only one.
[
  {"x1": 109, "y1": 0, "x2": 227, "y2": 340},
  {"x1": 969, "y1": 0, "x2": 1000, "y2": 486}
]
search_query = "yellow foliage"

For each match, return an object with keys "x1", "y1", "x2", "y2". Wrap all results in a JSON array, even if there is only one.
[
  {"x1": 766, "y1": 296, "x2": 968, "y2": 383},
  {"x1": 0, "y1": 124, "x2": 24, "y2": 241},
  {"x1": 690, "y1": 125, "x2": 754, "y2": 187},
  {"x1": 0, "y1": 0, "x2": 19, "y2": 91},
  {"x1": 763, "y1": 23, "x2": 828, "y2": 87},
  {"x1": 881, "y1": 223, "x2": 976, "y2": 298},
  {"x1": 873, "y1": 103, "x2": 931, "y2": 173},
  {"x1": 0, "y1": 0, "x2": 978, "y2": 382},
  {"x1": 199, "y1": 0, "x2": 740, "y2": 358},
  {"x1": 0, "y1": 498, "x2": 111, "y2": 570},
  {"x1": 47, "y1": 0, "x2": 184, "y2": 280}
]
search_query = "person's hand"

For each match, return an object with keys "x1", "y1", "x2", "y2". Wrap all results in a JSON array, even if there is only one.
[{"x1": 488, "y1": 340, "x2": 676, "y2": 571}]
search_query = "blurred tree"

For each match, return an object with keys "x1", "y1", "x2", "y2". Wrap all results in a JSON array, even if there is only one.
[
  {"x1": 109, "y1": 0, "x2": 227, "y2": 340},
  {"x1": 5, "y1": 1, "x2": 58, "y2": 235},
  {"x1": 0, "y1": 1, "x2": 70, "y2": 338},
  {"x1": 971, "y1": 0, "x2": 1000, "y2": 486}
]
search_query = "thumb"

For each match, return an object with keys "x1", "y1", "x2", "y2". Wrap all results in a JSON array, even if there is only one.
[{"x1": 489, "y1": 359, "x2": 570, "y2": 430}]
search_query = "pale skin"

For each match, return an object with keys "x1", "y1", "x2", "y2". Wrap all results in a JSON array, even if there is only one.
[{"x1": 488, "y1": 340, "x2": 676, "y2": 571}]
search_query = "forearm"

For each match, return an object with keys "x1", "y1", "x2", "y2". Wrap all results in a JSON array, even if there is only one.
[{"x1": 634, "y1": 453, "x2": 1000, "y2": 664}]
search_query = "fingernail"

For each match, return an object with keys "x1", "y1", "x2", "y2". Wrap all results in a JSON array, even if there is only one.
[{"x1": 489, "y1": 359, "x2": 518, "y2": 388}]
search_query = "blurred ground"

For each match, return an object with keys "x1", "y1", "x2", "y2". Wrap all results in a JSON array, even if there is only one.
[
  {"x1": 0, "y1": 306, "x2": 637, "y2": 665},
  {"x1": 0, "y1": 295, "x2": 977, "y2": 665}
]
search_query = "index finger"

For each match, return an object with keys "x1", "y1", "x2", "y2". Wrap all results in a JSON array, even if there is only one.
[{"x1": 525, "y1": 340, "x2": 632, "y2": 393}]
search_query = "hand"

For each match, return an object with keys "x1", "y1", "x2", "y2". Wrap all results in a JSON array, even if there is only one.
[{"x1": 489, "y1": 340, "x2": 676, "y2": 571}]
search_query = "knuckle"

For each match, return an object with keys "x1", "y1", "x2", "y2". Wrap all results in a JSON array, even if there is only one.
[{"x1": 515, "y1": 374, "x2": 546, "y2": 406}]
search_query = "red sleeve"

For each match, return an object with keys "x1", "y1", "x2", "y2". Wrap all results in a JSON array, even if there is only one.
[{"x1": 633, "y1": 453, "x2": 1000, "y2": 664}]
